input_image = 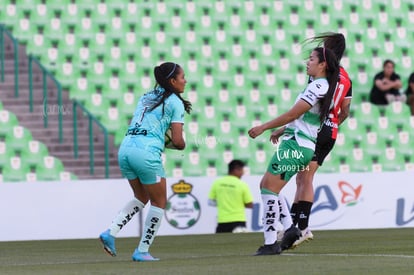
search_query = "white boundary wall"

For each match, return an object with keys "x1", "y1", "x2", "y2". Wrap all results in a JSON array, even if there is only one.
[{"x1": 1, "y1": 171, "x2": 413, "y2": 241}]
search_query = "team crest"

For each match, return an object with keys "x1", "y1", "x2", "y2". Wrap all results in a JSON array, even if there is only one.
[{"x1": 165, "y1": 180, "x2": 201, "y2": 229}]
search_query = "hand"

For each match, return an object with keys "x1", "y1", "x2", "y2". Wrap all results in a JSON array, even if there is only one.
[
  {"x1": 270, "y1": 128, "x2": 284, "y2": 144},
  {"x1": 248, "y1": 125, "x2": 265, "y2": 139}
]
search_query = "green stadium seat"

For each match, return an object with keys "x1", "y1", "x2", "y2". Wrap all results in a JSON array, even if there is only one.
[
  {"x1": 2, "y1": 156, "x2": 31, "y2": 182},
  {"x1": 0, "y1": 141, "x2": 16, "y2": 167},
  {"x1": 374, "y1": 146, "x2": 406, "y2": 172},
  {"x1": 20, "y1": 140, "x2": 49, "y2": 167},
  {"x1": 59, "y1": 2, "x2": 80, "y2": 26},
  {"x1": 84, "y1": 90, "x2": 110, "y2": 119},
  {"x1": 117, "y1": 91, "x2": 137, "y2": 117},
  {"x1": 101, "y1": 70, "x2": 123, "y2": 101},
  {"x1": 119, "y1": 26, "x2": 139, "y2": 56},
  {"x1": 395, "y1": 128, "x2": 414, "y2": 159},
  {"x1": 47, "y1": 0, "x2": 71, "y2": 13},
  {"x1": 100, "y1": 106, "x2": 124, "y2": 134},
  {"x1": 383, "y1": 102, "x2": 411, "y2": 126},
  {"x1": 358, "y1": 134, "x2": 385, "y2": 160},
  {"x1": 319, "y1": 153, "x2": 349, "y2": 174},
  {"x1": 2, "y1": 2, "x2": 19, "y2": 29},
  {"x1": 331, "y1": 134, "x2": 353, "y2": 159},
  {"x1": 43, "y1": 10, "x2": 66, "y2": 42},
  {"x1": 354, "y1": 102, "x2": 383, "y2": 129},
  {"x1": 66, "y1": 39, "x2": 91, "y2": 71},
  {"x1": 346, "y1": 149, "x2": 371, "y2": 173},
  {"x1": 0, "y1": 110, "x2": 19, "y2": 138},
  {"x1": 10, "y1": 10, "x2": 33, "y2": 45},
  {"x1": 340, "y1": 116, "x2": 364, "y2": 145},
  {"x1": 104, "y1": 39, "x2": 124, "y2": 71},
  {"x1": 4, "y1": 126, "x2": 33, "y2": 152},
  {"x1": 68, "y1": 70, "x2": 90, "y2": 103},
  {"x1": 59, "y1": 171, "x2": 78, "y2": 181},
  {"x1": 352, "y1": 64, "x2": 371, "y2": 102},
  {"x1": 87, "y1": 55, "x2": 109, "y2": 88},
  {"x1": 29, "y1": 0, "x2": 52, "y2": 26},
  {"x1": 35, "y1": 156, "x2": 65, "y2": 181},
  {"x1": 372, "y1": 123, "x2": 396, "y2": 144}
]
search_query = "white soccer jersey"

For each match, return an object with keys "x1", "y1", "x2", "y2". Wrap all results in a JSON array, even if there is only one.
[{"x1": 283, "y1": 78, "x2": 329, "y2": 150}]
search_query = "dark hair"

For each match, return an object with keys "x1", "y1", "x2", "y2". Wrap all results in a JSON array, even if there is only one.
[
  {"x1": 313, "y1": 47, "x2": 340, "y2": 122},
  {"x1": 228, "y1": 159, "x2": 245, "y2": 174},
  {"x1": 305, "y1": 32, "x2": 346, "y2": 62},
  {"x1": 383, "y1": 59, "x2": 395, "y2": 68},
  {"x1": 150, "y1": 62, "x2": 192, "y2": 114}
]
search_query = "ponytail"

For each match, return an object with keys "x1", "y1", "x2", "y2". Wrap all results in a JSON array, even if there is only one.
[
  {"x1": 313, "y1": 47, "x2": 340, "y2": 122},
  {"x1": 304, "y1": 32, "x2": 346, "y2": 62},
  {"x1": 150, "y1": 62, "x2": 192, "y2": 114}
]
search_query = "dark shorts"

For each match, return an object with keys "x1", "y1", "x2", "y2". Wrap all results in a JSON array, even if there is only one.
[
  {"x1": 312, "y1": 123, "x2": 336, "y2": 166},
  {"x1": 216, "y1": 222, "x2": 246, "y2": 233}
]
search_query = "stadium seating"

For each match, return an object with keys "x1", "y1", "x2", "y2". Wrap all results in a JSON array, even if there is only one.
[
  {"x1": 1, "y1": 0, "x2": 414, "y2": 178},
  {"x1": 35, "y1": 156, "x2": 65, "y2": 181},
  {"x1": 1, "y1": 156, "x2": 31, "y2": 182},
  {"x1": 20, "y1": 140, "x2": 50, "y2": 167},
  {"x1": 0, "y1": 105, "x2": 75, "y2": 182},
  {"x1": 4, "y1": 126, "x2": 33, "y2": 152}
]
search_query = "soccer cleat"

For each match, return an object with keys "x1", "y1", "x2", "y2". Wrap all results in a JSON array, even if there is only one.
[
  {"x1": 254, "y1": 242, "x2": 282, "y2": 256},
  {"x1": 280, "y1": 225, "x2": 302, "y2": 251},
  {"x1": 277, "y1": 230, "x2": 285, "y2": 241},
  {"x1": 291, "y1": 228, "x2": 314, "y2": 249},
  {"x1": 99, "y1": 229, "x2": 117, "y2": 257},
  {"x1": 132, "y1": 250, "x2": 160, "y2": 262}
]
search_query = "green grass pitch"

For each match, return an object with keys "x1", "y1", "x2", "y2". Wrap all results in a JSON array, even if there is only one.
[{"x1": 1, "y1": 228, "x2": 413, "y2": 275}]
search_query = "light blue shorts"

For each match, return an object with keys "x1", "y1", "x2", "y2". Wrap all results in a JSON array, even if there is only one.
[{"x1": 118, "y1": 146, "x2": 165, "y2": 184}]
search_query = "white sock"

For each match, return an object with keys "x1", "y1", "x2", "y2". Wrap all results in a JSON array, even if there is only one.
[
  {"x1": 261, "y1": 190, "x2": 279, "y2": 245},
  {"x1": 278, "y1": 194, "x2": 293, "y2": 230},
  {"x1": 109, "y1": 198, "x2": 145, "y2": 236},
  {"x1": 137, "y1": 205, "x2": 164, "y2": 253}
]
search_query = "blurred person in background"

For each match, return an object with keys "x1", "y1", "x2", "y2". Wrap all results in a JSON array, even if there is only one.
[
  {"x1": 405, "y1": 72, "x2": 414, "y2": 115},
  {"x1": 208, "y1": 159, "x2": 254, "y2": 233},
  {"x1": 370, "y1": 59, "x2": 404, "y2": 106}
]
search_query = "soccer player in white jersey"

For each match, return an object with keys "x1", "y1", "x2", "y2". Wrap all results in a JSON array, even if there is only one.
[
  {"x1": 275, "y1": 33, "x2": 353, "y2": 250},
  {"x1": 248, "y1": 47, "x2": 340, "y2": 255},
  {"x1": 99, "y1": 62, "x2": 192, "y2": 261}
]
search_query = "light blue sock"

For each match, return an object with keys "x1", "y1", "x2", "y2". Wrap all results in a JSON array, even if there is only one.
[{"x1": 137, "y1": 205, "x2": 164, "y2": 253}]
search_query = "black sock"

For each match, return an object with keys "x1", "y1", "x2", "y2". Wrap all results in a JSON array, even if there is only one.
[
  {"x1": 290, "y1": 202, "x2": 299, "y2": 226},
  {"x1": 297, "y1": 201, "x2": 313, "y2": 231}
]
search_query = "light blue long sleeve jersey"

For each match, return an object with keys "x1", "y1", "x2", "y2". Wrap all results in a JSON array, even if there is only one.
[{"x1": 122, "y1": 87, "x2": 185, "y2": 154}]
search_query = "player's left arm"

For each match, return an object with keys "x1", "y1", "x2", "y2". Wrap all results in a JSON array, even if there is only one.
[
  {"x1": 170, "y1": 122, "x2": 185, "y2": 150},
  {"x1": 169, "y1": 98, "x2": 186, "y2": 150},
  {"x1": 338, "y1": 81, "x2": 353, "y2": 126},
  {"x1": 338, "y1": 98, "x2": 351, "y2": 125}
]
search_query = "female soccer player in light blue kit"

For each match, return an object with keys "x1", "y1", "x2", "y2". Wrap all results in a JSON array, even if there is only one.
[{"x1": 100, "y1": 62, "x2": 192, "y2": 261}]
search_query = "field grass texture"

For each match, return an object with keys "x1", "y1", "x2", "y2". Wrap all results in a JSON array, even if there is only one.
[{"x1": 1, "y1": 228, "x2": 413, "y2": 275}]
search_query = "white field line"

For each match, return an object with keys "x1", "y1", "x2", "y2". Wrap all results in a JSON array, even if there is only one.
[
  {"x1": 282, "y1": 253, "x2": 414, "y2": 259},
  {"x1": 3, "y1": 253, "x2": 414, "y2": 267}
]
